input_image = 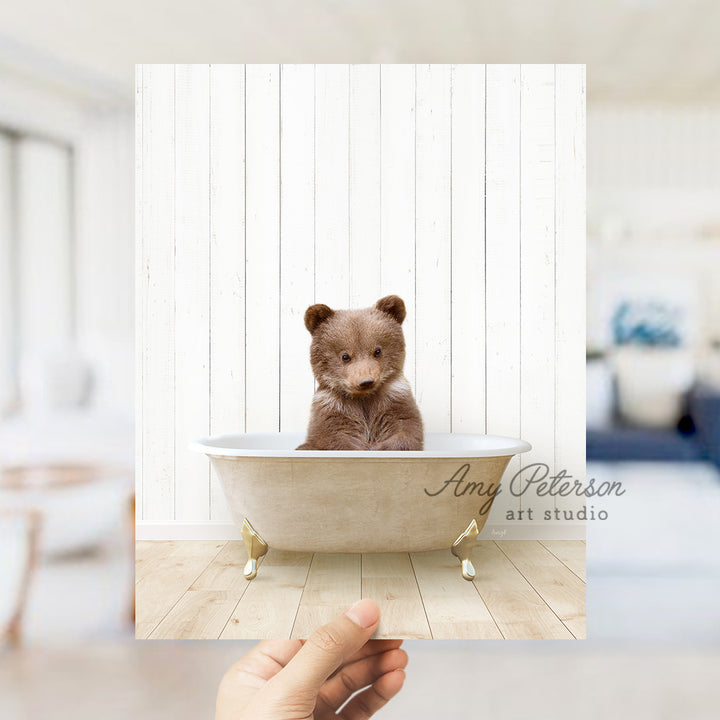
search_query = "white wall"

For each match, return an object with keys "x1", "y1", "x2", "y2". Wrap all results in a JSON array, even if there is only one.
[
  {"x1": 75, "y1": 110, "x2": 135, "y2": 415},
  {"x1": 137, "y1": 64, "x2": 586, "y2": 540},
  {"x1": 0, "y1": 135, "x2": 16, "y2": 413},
  {"x1": 0, "y1": 69, "x2": 134, "y2": 420},
  {"x1": 0, "y1": 133, "x2": 74, "y2": 415},
  {"x1": 588, "y1": 105, "x2": 720, "y2": 358},
  {"x1": 16, "y1": 139, "x2": 74, "y2": 362},
  {"x1": 589, "y1": 105, "x2": 720, "y2": 241}
]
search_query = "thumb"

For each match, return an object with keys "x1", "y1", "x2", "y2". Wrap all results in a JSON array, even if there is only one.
[{"x1": 271, "y1": 599, "x2": 381, "y2": 697}]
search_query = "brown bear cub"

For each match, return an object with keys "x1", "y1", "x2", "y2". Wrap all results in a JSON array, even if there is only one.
[{"x1": 297, "y1": 295, "x2": 424, "y2": 451}]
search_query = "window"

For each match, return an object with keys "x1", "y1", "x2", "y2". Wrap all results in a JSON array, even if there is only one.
[{"x1": 0, "y1": 129, "x2": 74, "y2": 416}]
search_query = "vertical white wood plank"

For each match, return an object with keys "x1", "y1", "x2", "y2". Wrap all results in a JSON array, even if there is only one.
[
  {"x1": 174, "y1": 64, "x2": 210, "y2": 521},
  {"x1": 450, "y1": 64, "x2": 486, "y2": 434},
  {"x1": 485, "y1": 64, "x2": 521, "y2": 524},
  {"x1": 209, "y1": 64, "x2": 246, "y2": 522},
  {"x1": 380, "y1": 65, "x2": 416, "y2": 389},
  {"x1": 349, "y1": 64, "x2": 381, "y2": 308},
  {"x1": 520, "y1": 64, "x2": 556, "y2": 522},
  {"x1": 245, "y1": 64, "x2": 280, "y2": 432},
  {"x1": 415, "y1": 64, "x2": 452, "y2": 433},
  {"x1": 0, "y1": 134, "x2": 16, "y2": 413},
  {"x1": 314, "y1": 64, "x2": 350, "y2": 309},
  {"x1": 16, "y1": 139, "x2": 73, "y2": 361},
  {"x1": 555, "y1": 65, "x2": 586, "y2": 525},
  {"x1": 280, "y1": 64, "x2": 315, "y2": 433},
  {"x1": 140, "y1": 64, "x2": 175, "y2": 521}
]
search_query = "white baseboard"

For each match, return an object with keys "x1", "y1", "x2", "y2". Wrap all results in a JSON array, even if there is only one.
[{"x1": 135, "y1": 521, "x2": 586, "y2": 542}]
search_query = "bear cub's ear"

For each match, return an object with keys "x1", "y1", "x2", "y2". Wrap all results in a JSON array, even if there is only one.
[
  {"x1": 304, "y1": 303, "x2": 335, "y2": 334},
  {"x1": 375, "y1": 295, "x2": 406, "y2": 325}
]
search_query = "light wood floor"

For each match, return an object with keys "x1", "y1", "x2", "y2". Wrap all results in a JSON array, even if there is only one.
[{"x1": 135, "y1": 540, "x2": 585, "y2": 640}]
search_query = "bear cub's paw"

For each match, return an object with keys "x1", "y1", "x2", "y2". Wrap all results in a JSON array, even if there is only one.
[{"x1": 370, "y1": 435, "x2": 422, "y2": 452}]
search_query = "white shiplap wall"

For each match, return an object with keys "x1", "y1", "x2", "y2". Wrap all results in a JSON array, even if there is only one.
[{"x1": 137, "y1": 64, "x2": 586, "y2": 540}]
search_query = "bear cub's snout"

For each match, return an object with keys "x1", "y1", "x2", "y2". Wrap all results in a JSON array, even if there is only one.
[{"x1": 296, "y1": 295, "x2": 424, "y2": 451}]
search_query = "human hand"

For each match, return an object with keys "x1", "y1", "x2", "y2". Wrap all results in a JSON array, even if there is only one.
[{"x1": 215, "y1": 599, "x2": 407, "y2": 719}]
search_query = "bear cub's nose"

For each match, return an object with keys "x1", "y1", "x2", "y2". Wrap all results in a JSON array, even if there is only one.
[{"x1": 358, "y1": 377, "x2": 375, "y2": 389}]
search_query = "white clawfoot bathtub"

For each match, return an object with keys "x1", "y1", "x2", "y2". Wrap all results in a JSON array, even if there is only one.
[{"x1": 190, "y1": 432, "x2": 530, "y2": 580}]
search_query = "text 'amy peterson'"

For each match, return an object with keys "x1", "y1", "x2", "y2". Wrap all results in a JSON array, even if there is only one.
[{"x1": 424, "y1": 462, "x2": 625, "y2": 515}]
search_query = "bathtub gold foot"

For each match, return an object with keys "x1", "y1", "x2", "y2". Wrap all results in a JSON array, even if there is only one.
[
  {"x1": 241, "y1": 518, "x2": 268, "y2": 580},
  {"x1": 451, "y1": 519, "x2": 479, "y2": 581}
]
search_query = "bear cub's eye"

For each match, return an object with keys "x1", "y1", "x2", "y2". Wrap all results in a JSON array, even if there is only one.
[
  {"x1": 341, "y1": 353, "x2": 351, "y2": 363},
  {"x1": 374, "y1": 347, "x2": 382, "y2": 357}
]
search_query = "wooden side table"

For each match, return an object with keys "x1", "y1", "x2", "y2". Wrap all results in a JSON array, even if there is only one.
[{"x1": 0, "y1": 509, "x2": 41, "y2": 647}]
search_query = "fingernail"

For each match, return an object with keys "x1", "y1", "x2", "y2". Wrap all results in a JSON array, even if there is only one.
[{"x1": 345, "y1": 599, "x2": 380, "y2": 628}]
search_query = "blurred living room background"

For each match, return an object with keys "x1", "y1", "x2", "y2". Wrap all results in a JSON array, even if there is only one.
[
  {"x1": 586, "y1": 104, "x2": 720, "y2": 638},
  {"x1": 1, "y1": 1, "x2": 720, "y2": 718},
  {"x1": 0, "y1": 33, "x2": 135, "y2": 646}
]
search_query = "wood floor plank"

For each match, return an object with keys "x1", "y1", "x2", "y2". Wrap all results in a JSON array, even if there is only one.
[
  {"x1": 134, "y1": 542, "x2": 225, "y2": 628},
  {"x1": 540, "y1": 540, "x2": 587, "y2": 581},
  {"x1": 167, "y1": 541, "x2": 227, "y2": 558},
  {"x1": 149, "y1": 590, "x2": 239, "y2": 639},
  {"x1": 135, "y1": 541, "x2": 173, "y2": 565},
  {"x1": 135, "y1": 541, "x2": 197, "y2": 583},
  {"x1": 135, "y1": 621, "x2": 159, "y2": 640},
  {"x1": 220, "y1": 550, "x2": 313, "y2": 639},
  {"x1": 410, "y1": 550, "x2": 503, "y2": 639},
  {"x1": 563, "y1": 615, "x2": 586, "y2": 639},
  {"x1": 291, "y1": 554, "x2": 361, "y2": 639},
  {"x1": 190, "y1": 541, "x2": 255, "y2": 593},
  {"x1": 361, "y1": 553, "x2": 431, "y2": 639},
  {"x1": 136, "y1": 541, "x2": 226, "y2": 584},
  {"x1": 472, "y1": 542, "x2": 574, "y2": 639},
  {"x1": 496, "y1": 541, "x2": 586, "y2": 628}
]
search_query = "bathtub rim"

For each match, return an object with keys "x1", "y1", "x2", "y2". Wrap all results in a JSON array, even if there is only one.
[{"x1": 189, "y1": 431, "x2": 531, "y2": 459}]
